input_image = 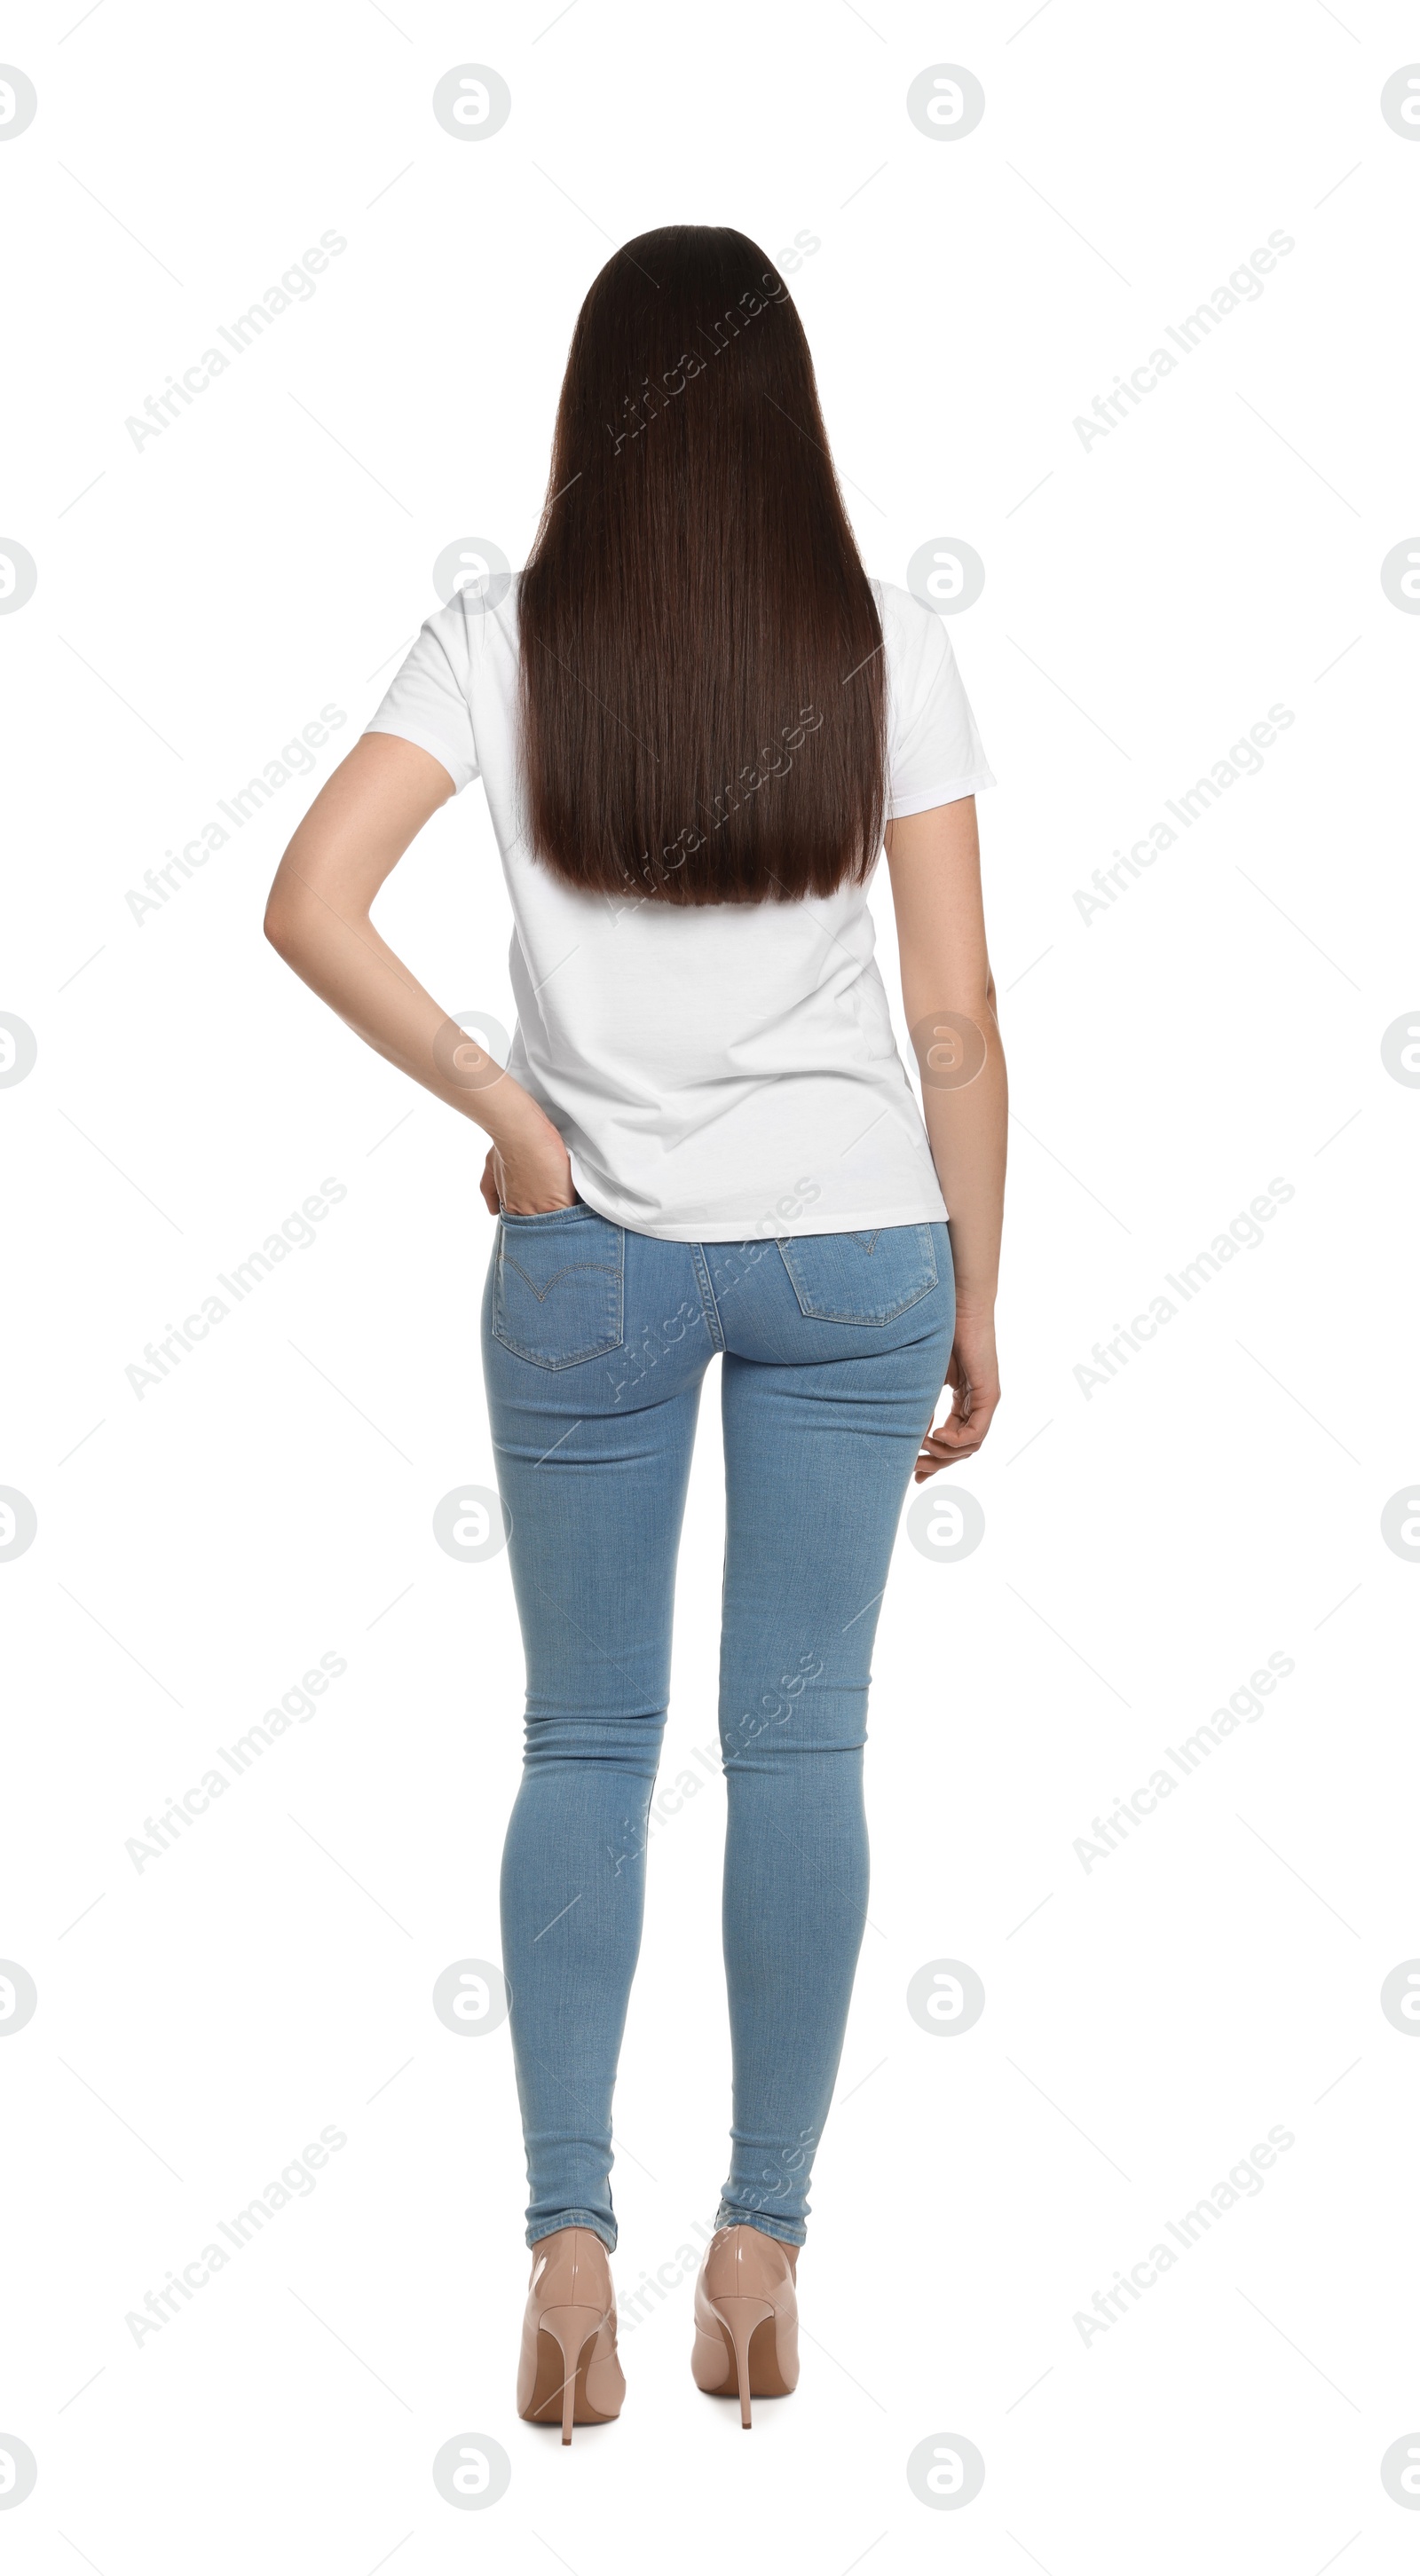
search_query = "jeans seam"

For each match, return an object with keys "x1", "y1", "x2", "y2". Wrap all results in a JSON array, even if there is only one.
[
  {"x1": 496, "y1": 1222, "x2": 952, "y2": 2270},
  {"x1": 689, "y1": 1241, "x2": 726, "y2": 1351},
  {"x1": 713, "y1": 2203, "x2": 806, "y2": 2244},
  {"x1": 527, "y1": 2211, "x2": 617, "y2": 2250},
  {"x1": 775, "y1": 1225, "x2": 939, "y2": 1325},
  {"x1": 493, "y1": 1227, "x2": 626, "y2": 1367},
  {"x1": 491, "y1": 1326, "x2": 625, "y2": 1370}
]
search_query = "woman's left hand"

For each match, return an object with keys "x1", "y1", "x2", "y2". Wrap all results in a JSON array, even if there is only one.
[{"x1": 915, "y1": 1306, "x2": 999, "y2": 1479}]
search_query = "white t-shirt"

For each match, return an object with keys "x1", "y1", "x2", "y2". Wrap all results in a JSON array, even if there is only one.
[{"x1": 366, "y1": 577, "x2": 994, "y2": 1241}]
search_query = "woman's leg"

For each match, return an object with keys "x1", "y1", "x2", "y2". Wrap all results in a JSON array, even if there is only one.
[
  {"x1": 482, "y1": 1211, "x2": 713, "y2": 2250},
  {"x1": 708, "y1": 1226, "x2": 955, "y2": 2243}
]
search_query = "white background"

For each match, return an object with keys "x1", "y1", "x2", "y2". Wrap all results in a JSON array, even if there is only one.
[{"x1": 4, "y1": 1, "x2": 1419, "y2": 2566}]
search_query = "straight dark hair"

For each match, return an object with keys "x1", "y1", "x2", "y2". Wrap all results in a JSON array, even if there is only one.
[{"x1": 517, "y1": 225, "x2": 885, "y2": 908}]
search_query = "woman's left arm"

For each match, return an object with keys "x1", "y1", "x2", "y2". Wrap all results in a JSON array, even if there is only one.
[{"x1": 885, "y1": 794, "x2": 1007, "y2": 1474}]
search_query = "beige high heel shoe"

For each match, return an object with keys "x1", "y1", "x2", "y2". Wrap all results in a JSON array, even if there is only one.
[
  {"x1": 690, "y1": 2225, "x2": 800, "y2": 2427},
  {"x1": 517, "y1": 2226, "x2": 626, "y2": 2443}
]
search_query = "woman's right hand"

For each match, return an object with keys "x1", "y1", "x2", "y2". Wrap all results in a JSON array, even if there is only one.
[{"x1": 915, "y1": 1305, "x2": 999, "y2": 1479}]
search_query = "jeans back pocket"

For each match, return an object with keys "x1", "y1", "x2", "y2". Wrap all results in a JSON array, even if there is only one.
[
  {"x1": 493, "y1": 1207, "x2": 625, "y2": 1369},
  {"x1": 776, "y1": 1225, "x2": 938, "y2": 1327}
]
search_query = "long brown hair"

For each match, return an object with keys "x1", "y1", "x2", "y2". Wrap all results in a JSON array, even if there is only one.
[{"x1": 517, "y1": 225, "x2": 885, "y2": 908}]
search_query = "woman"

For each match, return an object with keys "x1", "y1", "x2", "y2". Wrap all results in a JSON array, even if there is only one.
[{"x1": 265, "y1": 225, "x2": 1005, "y2": 2439}]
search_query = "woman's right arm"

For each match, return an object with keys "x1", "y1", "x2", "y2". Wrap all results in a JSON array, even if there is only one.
[
  {"x1": 885, "y1": 794, "x2": 1006, "y2": 1476},
  {"x1": 263, "y1": 731, "x2": 575, "y2": 1214}
]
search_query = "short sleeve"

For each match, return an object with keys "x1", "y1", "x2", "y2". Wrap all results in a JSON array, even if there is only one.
[
  {"x1": 363, "y1": 595, "x2": 480, "y2": 792},
  {"x1": 877, "y1": 580, "x2": 995, "y2": 819}
]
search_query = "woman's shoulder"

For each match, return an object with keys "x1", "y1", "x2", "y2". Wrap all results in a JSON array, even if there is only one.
[
  {"x1": 869, "y1": 574, "x2": 952, "y2": 654},
  {"x1": 414, "y1": 567, "x2": 521, "y2": 690},
  {"x1": 867, "y1": 576, "x2": 958, "y2": 685},
  {"x1": 868, "y1": 574, "x2": 919, "y2": 626}
]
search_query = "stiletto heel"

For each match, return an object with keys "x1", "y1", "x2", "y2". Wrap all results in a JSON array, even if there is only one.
[
  {"x1": 708, "y1": 2294, "x2": 775, "y2": 2427},
  {"x1": 517, "y1": 2228, "x2": 625, "y2": 2441},
  {"x1": 690, "y1": 2225, "x2": 800, "y2": 2428},
  {"x1": 539, "y1": 2306, "x2": 606, "y2": 2444}
]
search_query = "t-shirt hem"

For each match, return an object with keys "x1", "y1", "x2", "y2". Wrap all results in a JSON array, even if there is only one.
[
  {"x1": 362, "y1": 717, "x2": 477, "y2": 792},
  {"x1": 884, "y1": 768, "x2": 996, "y2": 819},
  {"x1": 571, "y1": 1189, "x2": 950, "y2": 1242}
]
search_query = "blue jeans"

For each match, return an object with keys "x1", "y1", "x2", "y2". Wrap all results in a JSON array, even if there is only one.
[{"x1": 481, "y1": 1207, "x2": 954, "y2": 2250}]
